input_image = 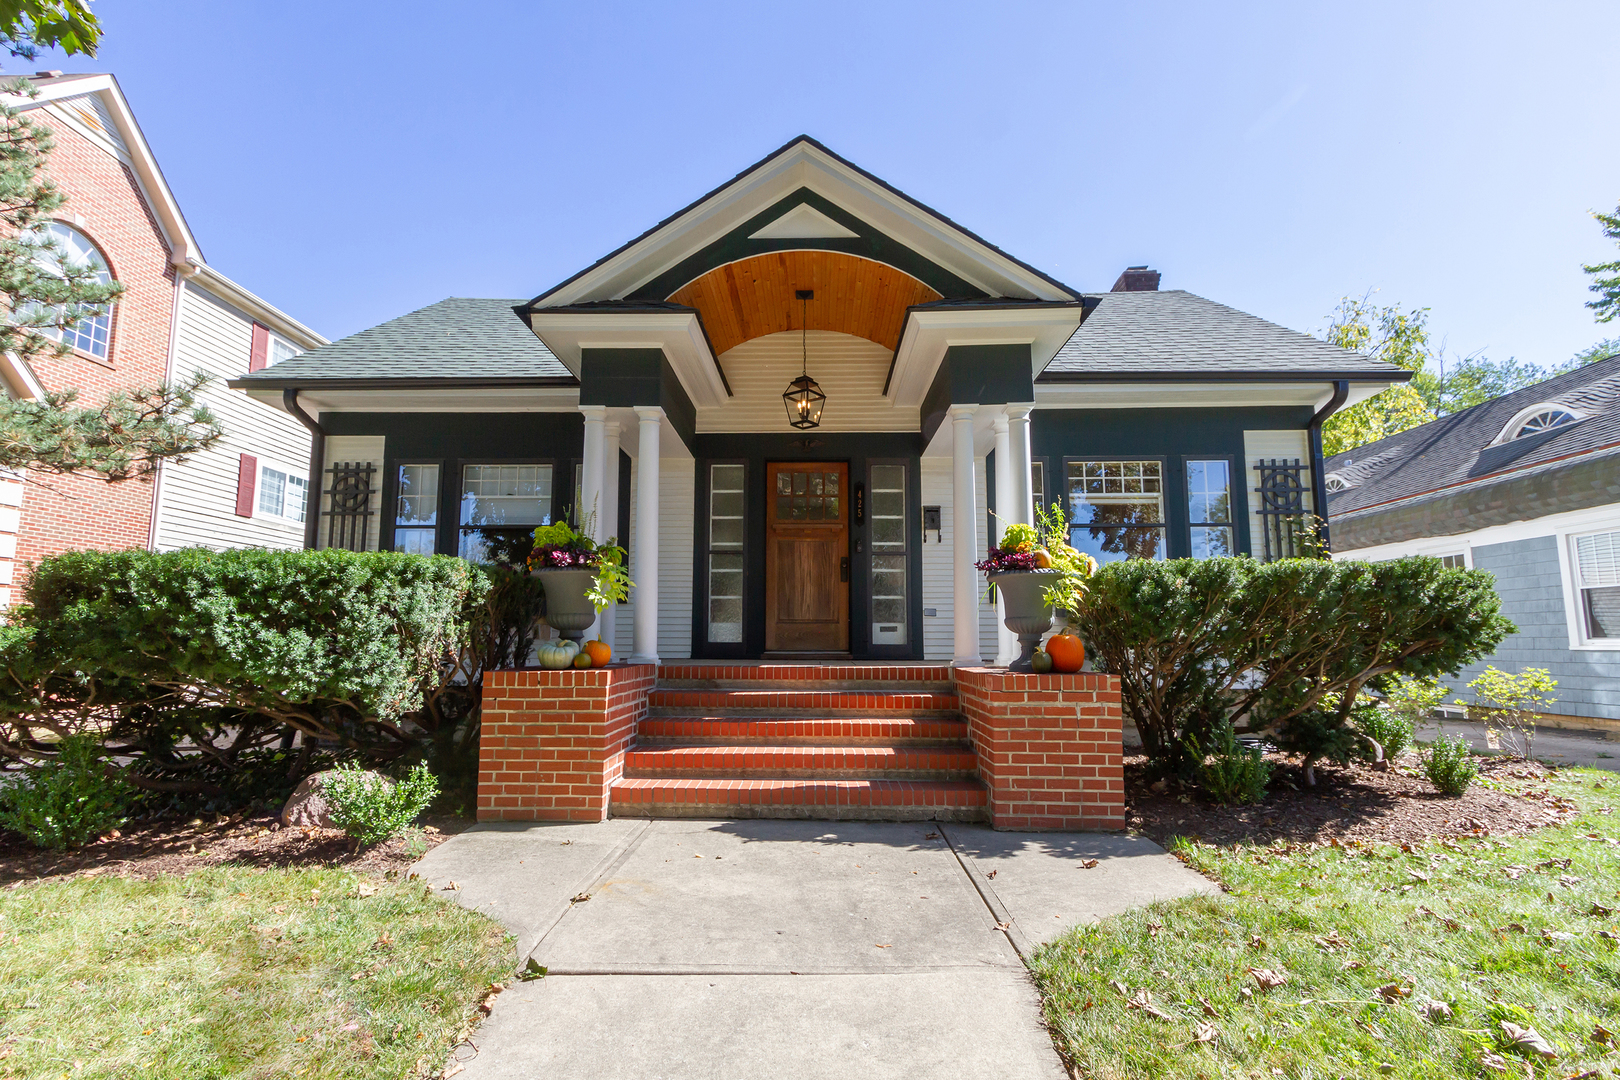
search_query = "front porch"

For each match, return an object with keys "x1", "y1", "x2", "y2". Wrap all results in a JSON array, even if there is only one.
[{"x1": 476, "y1": 661, "x2": 1125, "y2": 831}]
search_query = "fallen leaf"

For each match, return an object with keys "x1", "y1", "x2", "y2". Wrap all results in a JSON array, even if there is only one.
[
  {"x1": 1588, "y1": 903, "x2": 1614, "y2": 917},
  {"x1": 987, "y1": 870, "x2": 997, "y2": 879},
  {"x1": 443, "y1": 1064, "x2": 465, "y2": 1079},
  {"x1": 569, "y1": 892, "x2": 590, "y2": 904},
  {"x1": 994, "y1": 921, "x2": 1010, "y2": 931},
  {"x1": 518, "y1": 958, "x2": 547, "y2": 981},
  {"x1": 1479, "y1": 1051, "x2": 1509, "y2": 1073},
  {"x1": 1418, "y1": 1000, "x2": 1453, "y2": 1023},
  {"x1": 1197, "y1": 995, "x2": 1218, "y2": 1018},
  {"x1": 356, "y1": 882, "x2": 377, "y2": 898},
  {"x1": 1248, "y1": 934, "x2": 1266, "y2": 950},
  {"x1": 1126, "y1": 989, "x2": 1173, "y2": 1021},
  {"x1": 874, "y1": 943, "x2": 892, "y2": 949},
  {"x1": 1593, "y1": 1024, "x2": 1615, "y2": 1046},
  {"x1": 1109, "y1": 980, "x2": 1130, "y2": 998},
  {"x1": 1499, "y1": 1021, "x2": 1557, "y2": 1060},
  {"x1": 1248, "y1": 968, "x2": 1288, "y2": 991},
  {"x1": 1376, "y1": 983, "x2": 1409, "y2": 1002},
  {"x1": 442, "y1": 881, "x2": 461, "y2": 892},
  {"x1": 1146, "y1": 922, "x2": 1162, "y2": 937},
  {"x1": 1080, "y1": 859, "x2": 1100, "y2": 869},
  {"x1": 1502, "y1": 866, "x2": 1527, "y2": 880},
  {"x1": 1192, "y1": 1020, "x2": 1217, "y2": 1045}
]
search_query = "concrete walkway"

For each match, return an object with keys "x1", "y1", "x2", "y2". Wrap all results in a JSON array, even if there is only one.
[{"x1": 414, "y1": 819, "x2": 1215, "y2": 1079}]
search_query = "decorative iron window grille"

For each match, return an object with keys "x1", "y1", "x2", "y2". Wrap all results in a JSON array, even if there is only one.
[
  {"x1": 322, "y1": 461, "x2": 376, "y2": 552},
  {"x1": 1252, "y1": 458, "x2": 1311, "y2": 561}
]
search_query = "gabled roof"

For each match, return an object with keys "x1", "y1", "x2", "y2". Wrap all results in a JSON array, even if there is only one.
[
  {"x1": 1040, "y1": 290, "x2": 1407, "y2": 381},
  {"x1": 230, "y1": 298, "x2": 573, "y2": 387},
  {"x1": 522, "y1": 135, "x2": 1081, "y2": 310},
  {"x1": 1325, "y1": 352, "x2": 1620, "y2": 517}
]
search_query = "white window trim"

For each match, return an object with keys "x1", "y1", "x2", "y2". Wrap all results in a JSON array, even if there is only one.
[
  {"x1": 266, "y1": 332, "x2": 302, "y2": 368},
  {"x1": 1493, "y1": 401, "x2": 1583, "y2": 445},
  {"x1": 1565, "y1": 526, "x2": 1620, "y2": 650},
  {"x1": 253, "y1": 456, "x2": 309, "y2": 526}
]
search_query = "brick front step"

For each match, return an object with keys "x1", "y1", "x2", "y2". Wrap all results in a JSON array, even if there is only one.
[
  {"x1": 608, "y1": 777, "x2": 988, "y2": 821},
  {"x1": 648, "y1": 688, "x2": 960, "y2": 715},
  {"x1": 622, "y1": 744, "x2": 979, "y2": 781},
  {"x1": 657, "y1": 663, "x2": 954, "y2": 685},
  {"x1": 637, "y1": 716, "x2": 971, "y2": 746}
]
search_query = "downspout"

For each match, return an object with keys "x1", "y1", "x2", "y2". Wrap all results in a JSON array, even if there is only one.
[
  {"x1": 147, "y1": 270, "x2": 188, "y2": 551},
  {"x1": 1308, "y1": 380, "x2": 1350, "y2": 553},
  {"x1": 283, "y1": 389, "x2": 324, "y2": 550}
]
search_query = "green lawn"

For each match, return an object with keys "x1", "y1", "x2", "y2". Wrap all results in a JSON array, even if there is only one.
[
  {"x1": 0, "y1": 867, "x2": 512, "y2": 1079},
  {"x1": 1030, "y1": 769, "x2": 1620, "y2": 1079}
]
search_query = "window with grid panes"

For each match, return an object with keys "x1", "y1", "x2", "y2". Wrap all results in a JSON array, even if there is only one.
[
  {"x1": 394, "y1": 464, "x2": 440, "y2": 554},
  {"x1": 1186, "y1": 460, "x2": 1234, "y2": 558},
  {"x1": 1574, "y1": 530, "x2": 1620, "y2": 641},
  {"x1": 458, "y1": 464, "x2": 552, "y2": 562},
  {"x1": 1066, "y1": 460, "x2": 1166, "y2": 562},
  {"x1": 869, "y1": 464, "x2": 907, "y2": 644},
  {"x1": 707, "y1": 464, "x2": 746, "y2": 642},
  {"x1": 1439, "y1": 553, "x2": 1466, "y2": 570}
]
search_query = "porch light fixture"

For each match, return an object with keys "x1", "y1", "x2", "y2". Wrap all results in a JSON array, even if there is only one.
[{"x1": 783, "y1": 289, "x2": 826, "y2": 429}]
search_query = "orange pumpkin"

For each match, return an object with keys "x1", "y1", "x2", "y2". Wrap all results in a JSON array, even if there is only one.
[
  {"x1": 1045, "y1": 633, "x2": 1085, "y2": 673},
  {"x1": 584, "y1": 639, "x2": 612, "y2": 667}
]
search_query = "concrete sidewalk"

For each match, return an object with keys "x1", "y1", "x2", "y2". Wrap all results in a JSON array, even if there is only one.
[{"x1": 415, "y1": 819, "x2": 1215, "y2": 1079}]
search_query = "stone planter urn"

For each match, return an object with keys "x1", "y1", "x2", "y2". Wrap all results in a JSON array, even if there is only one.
[
  {"x1": 532, "y1": 567, "x2": 597, "y2": 643},
  {"x1": 988, "y1": 569, "x2": 1060, "y2": 672}
]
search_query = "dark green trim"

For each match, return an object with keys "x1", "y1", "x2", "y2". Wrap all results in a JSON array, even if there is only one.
[
  {"x1": 1031, "y1": 406, "x2": 1316, "y2": 559},
  {"x1": 626, "y1": 188, "x2": 988, "y2": 302},
  {"x1": 689, "y1": 431, "x2": 925, "y2": 660},
  {"x1": 578, "y1": 348, "x2": 699, "y2": 452},
  {"x1": 921, "y1": 344, "x2": 1034, "y2": 444}
]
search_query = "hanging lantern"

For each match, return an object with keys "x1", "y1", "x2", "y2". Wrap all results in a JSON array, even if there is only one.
[{"x1": 782, "y1": 289, "x2": 825, "y2": 429}]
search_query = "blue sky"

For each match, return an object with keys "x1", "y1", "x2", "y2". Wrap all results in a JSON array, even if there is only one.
[{"x1": 35, "y1": 1, "x2": 1620, "y2": 366}]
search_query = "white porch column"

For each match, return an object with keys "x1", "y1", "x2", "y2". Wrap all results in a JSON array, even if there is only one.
[
  {"x1": 578, "y1": 406, "x2": 608, "y2": 642},
  {"x1": 991, "y1": 413, "x2": 1017, "y2": 666},
  {"x1": 1006, "y1": 404, "x2": 1035, "y2": 526},
  {"x1": 598, "y1": 420, "x2": 621, "y2": 650},
  {"x1": 631, "y1": 406, "x2": 663, "y2": 666},
  {"x1": 950, "y1": 404, "x2": 981, "y2": 667}
]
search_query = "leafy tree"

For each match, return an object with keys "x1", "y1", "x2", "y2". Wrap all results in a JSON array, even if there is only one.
[
  {"x1": 0, "y1": 76, "x2": 221, "y2": 480},
  {"x1": 1320, "y1": 296, "x2": 1438, "y2": 456},
  {"x1": 1584, "y1": 203, "x2": 1620, "y2": 324},
  {"x1": 0, "y1": 1, "x2": 102, "y2": 60}
]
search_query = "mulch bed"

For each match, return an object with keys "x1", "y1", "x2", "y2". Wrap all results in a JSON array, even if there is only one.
[
  {"x1": 0, "y1": 812, "x2": 469, "y2": 887},
  {"x1": 1126, "y1": 752, "x2": 1583, "y2": 849}
]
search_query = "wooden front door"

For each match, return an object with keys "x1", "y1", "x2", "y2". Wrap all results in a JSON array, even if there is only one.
[{"x1": 765, "y1": 462, "x2": 850, "y2": 652}]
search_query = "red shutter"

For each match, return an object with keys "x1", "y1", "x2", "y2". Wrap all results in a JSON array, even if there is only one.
[
  {"x1": 235, "y1": 453, "x2": 257, "y2": 517},
  {"x1": 248, "y1": 323, "x2": 269, "y2": 372}
]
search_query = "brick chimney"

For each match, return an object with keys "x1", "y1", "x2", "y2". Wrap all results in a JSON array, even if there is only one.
[{"x1": 1111, "y1": 265, "x2": 1161, "y2": 292}]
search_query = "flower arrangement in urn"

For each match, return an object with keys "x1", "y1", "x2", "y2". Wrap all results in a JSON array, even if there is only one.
[
  {"x1": 526, "y1": 517, "x2": 633, "y2": 668},
  {"x1": 974, "y1": 503, "x2": 1096, "y2": 672}
]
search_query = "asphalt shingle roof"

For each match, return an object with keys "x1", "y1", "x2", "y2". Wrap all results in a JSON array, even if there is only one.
[
  {"x1": 1041, "y1": 289, "x2": 1404, "y2": 379},
  {"x1": 232, "y1": 298, "x2": 572, "y2": 384},
  {"x1": 1325, "y1": 353, "x2": 1620, "y2": 516}
]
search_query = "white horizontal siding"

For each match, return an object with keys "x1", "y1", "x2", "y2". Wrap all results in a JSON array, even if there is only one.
[
  {"x1": 698, "y1": 330, "x2": 919, "y2": 433},
  {"x1": 1243, "y1": 429, "x2": 1313, "y2": 557},
  {"x1": 315, "y1": 435, "x2": 384, "y2": 552},
  {"x1": 154, "y1": 283, "x2": 314, "y2": 552},
  {"x1": 615, "y1": 454, "x2": 694, "y2": 659}
]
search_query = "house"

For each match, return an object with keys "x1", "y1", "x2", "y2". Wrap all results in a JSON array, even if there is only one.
[
  {"x1": 234, "y1": 136, "x2": 1405, "y2": 667},
  {"x1": 0, "y1": 72, "x2": 326, "y2": 605},
  {"x1": 1327, "y1": 353, "x2": 1620, "y2": 733}
]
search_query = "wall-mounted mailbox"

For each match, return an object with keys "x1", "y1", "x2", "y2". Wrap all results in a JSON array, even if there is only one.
[{"x1": 922, "y1": 505, "x2": 942, "y2": 543}]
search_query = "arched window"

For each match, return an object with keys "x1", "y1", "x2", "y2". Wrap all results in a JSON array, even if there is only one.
[
  {"x1": 1324, "y1": 474, "x2": 1349, "y2": 493},
  {"x1": 1497, "y1": 403, "x2": 1580, "y2": 444},
  {"x1": 34, "y1": 222, "x2": 114, "y2": 359}
]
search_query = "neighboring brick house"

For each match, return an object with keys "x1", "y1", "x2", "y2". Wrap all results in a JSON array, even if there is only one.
[
  {"x1": 1328, "y1": 353, "x2": 1620, "y2": 731},
  {"x1": 0, "y1": 73, "x2": 325, "y2": 605}
]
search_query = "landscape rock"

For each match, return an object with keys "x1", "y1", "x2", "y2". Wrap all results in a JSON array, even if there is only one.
[{"x1": 280, "y1": 769, "x2": 388, "y2": 829}]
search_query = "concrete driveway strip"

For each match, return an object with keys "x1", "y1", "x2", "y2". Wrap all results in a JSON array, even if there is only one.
[
  {"x1": 532, "y1": 819, "x2": 1017, "y2": 974},
  {"x1": 941, "y1": 825, "x2": 1219, "y2": 954},
  {"x1": 453, "y1": 970, "x2": 1067, "y2": 1080},
  {"x1": 411, "y1": 819, "x2": 647, "y2": 959}
]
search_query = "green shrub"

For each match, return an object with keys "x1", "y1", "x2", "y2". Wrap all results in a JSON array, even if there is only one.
[
  {"x1": 1355, "y1": 702, "x2": 1415, "y2": 760},
  {"x1": 0, "y1": 735, "x2": 130, "y2": 849},
  {"x1": 322, "y1": 762, "x2": 439, "y2": 847},
  {"x1": 1075, "y1": 556, "x2": 1513, "y2": 780},
  {"x1": 0, "y1": 548, "x2": 492, "y2": 805},
  {"x1": 1186, "y1": 721, "x2": 1271, "y2": 805},
  {"x1": 1465, "y1": 666, "x2": 1557, "y2": 760},
  {"x1": 1424, "y1": 735, "x2": 1478, "y2": 796}
]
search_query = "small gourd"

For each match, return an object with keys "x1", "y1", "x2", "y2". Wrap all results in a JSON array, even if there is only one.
[
  {"x1": 1030, "y1": 649, "x2": 1054, "y2": 674},
  {"x1": 572, "y1": 650, "x2": 594, "y2": 669},
  {"x1": 1032, "y1": 549, "x2": 1053, "y2": 569}
]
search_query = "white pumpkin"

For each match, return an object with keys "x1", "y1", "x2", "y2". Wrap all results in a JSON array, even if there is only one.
[{"x1": 538, "y1": 641, "x2": 574, "y2": 669}]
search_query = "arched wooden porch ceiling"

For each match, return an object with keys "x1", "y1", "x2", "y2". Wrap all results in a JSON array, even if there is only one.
[{"x1": 667, "y1": 250, "x2": 942, "y2": 357}]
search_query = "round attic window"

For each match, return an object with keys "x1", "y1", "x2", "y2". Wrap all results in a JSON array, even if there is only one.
[{"x1": 1511, "y1": 408, "x2": 1577, "y2": 440}]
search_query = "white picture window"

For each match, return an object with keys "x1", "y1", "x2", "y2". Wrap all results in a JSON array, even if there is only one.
[
  {"x1": 268, "y1": 336, "x2": 301, "y2": 366},
  {"x1": 1574, "y1": 530, "x2": 1620, "y2": 642},
  {"x1": 458, "y1": 464, "x2": 552, "y2": 562},
  {"x1": 257, "y1": 465, "x2": 307, "y2": 522}
]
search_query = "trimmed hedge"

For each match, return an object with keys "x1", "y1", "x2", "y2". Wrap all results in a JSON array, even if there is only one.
[
  {"x1": 0, "y1": 548, "x2": 499, "y2": 805},
  {"x1": 1074, "y1": 556, "x2": 1513, "y2": 780}
]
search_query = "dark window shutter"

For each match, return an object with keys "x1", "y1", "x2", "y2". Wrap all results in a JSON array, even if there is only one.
[
  {"x1": 235, "y1": 453, "x2": 258, "y2": 517},
  {"x1": 248, "y1": 323, "x2": 269, "y2": 372}
]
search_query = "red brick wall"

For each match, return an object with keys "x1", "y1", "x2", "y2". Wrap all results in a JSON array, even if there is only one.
[
  {"x1": 14, "y1": 110, "x2": 178, "y2": 574},
  {"x1": 956, "y1": 667, "x2": 1125, "y2": 831},
  {"x1": 477, "y1": 665, "x2": 656, "y2": 822}
]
